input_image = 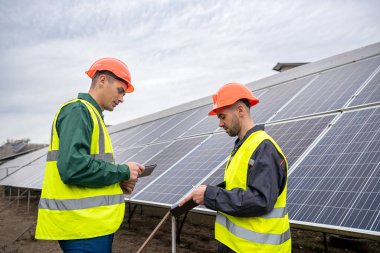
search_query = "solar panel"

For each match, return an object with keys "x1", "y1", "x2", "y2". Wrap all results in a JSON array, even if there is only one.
[
  {"x1": 0, "y1": 148, "x2": 47, "y2": 170},
  {"x1": 288, "y1": 107, "x2": 380, "y2": 234},
  {"x1": 132, "y1": 133, "x2": 234, "y2": 205},
  {"x1": 158, "y1": 107, "x2": 203, "y2": 141},
  {"x1": 349, "y1": 66, "x2": 380, "y2": 107},
  {"x1": 273, "y1": 56, "x2": 380, "y2": 121},
  {"x1": 251, "y1": 75, "x2": 316, "y2": 124},
  {"x1": 126, "y1": 142, "x2": 171, "y2": 165},
  {"x1": 266, "y1": 115, "x2": 336, "y2": 168},
  {"x1": 134, "y1": 111, "x2": 196, "y2": 146},
  {"x1": 0, "y1": 164, "x2": 44, "y2": 189},
  {"x1": 201, "y1": 163, "x2": 225, "y2": 186},
  {"x1": 181, "y1": 105, "x2": 219, "y2": 137},
  {"x1": 115, "y1": 146, "x2": 143, "y2": 164},
  {"x1": 130, "y1": 136, "x2": 207, "y2": 198},
  {"x1": 113, "y1": 120, "x2": 156, "y2": 147}
]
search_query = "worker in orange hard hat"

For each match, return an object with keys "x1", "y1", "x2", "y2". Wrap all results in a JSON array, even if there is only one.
[
  {"x1": 36, "y1": 57, "x2": 145, "y2": 253},
  {"x1": 181, "y1": 82, "x2": 291, "y2": 253}
]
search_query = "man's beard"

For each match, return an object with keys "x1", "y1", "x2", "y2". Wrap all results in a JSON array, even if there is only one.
[{"x1": 225, "y1": 115, "x2": 240, "y2": 137}]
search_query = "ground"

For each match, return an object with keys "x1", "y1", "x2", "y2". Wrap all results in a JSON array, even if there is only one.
[{"x1": 0, "y1": 188, "x2": 379, "y2": 253}]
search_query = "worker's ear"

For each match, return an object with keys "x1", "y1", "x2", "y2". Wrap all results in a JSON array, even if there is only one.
[
  {"x1": 98, "y1": 74, "x2": 107, "y2": 88},
  {"x1": 236, "y1": 103, "x2": 245, "y2": 116}
]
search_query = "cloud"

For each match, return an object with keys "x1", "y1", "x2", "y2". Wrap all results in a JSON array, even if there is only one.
[{"x1": 0, "y1": 0, "x2": 380, "y2": 143}]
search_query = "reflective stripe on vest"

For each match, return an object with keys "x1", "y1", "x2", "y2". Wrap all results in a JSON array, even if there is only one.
[
  {"x1": 216, "y1": 214, "x2": 291, "y2": 245},
  {"x1": 39, "y1": 194, "x2": 124, "y2": 210},
  {"x1": 46, "y1": 150, "x2": 114, "y2": 163}
]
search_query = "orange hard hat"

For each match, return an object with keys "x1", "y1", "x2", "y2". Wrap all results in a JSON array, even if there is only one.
[
  {"x1": 208, "y1": 83, "x2": 259, "y2": 116},
  {"x1": 85, "y1": 57, "x2": 134, "y2": 93}
]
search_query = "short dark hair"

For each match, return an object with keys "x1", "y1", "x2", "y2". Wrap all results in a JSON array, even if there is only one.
[
  {"x1": 91, "y1": 70, "x2": 128, "y2": 88},
  {"x1": 237, "y1": 99, "x2": 251, "y2": 109}
]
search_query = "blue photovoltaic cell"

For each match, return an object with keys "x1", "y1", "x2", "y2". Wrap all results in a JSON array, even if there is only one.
[
  {"x1": 113, "y1": 121, "x2": 156, "y2": 147},
  {"x1": 159, "y1": 108, "x2": 199, "y2": 140},
  {"x1": 134, "y1": 111, "x2": 196, "y2": 146},
  {"x1": 158, "y1": 107, "x2": 203, "y2": 141},
  {"x1": 273, "y1": 57, "x2": 380, "y2": 121},
  {"x1": 115, "y1": 147, "x2": 142, "y2": 164},
  {"x1": 288, "y1": 107, "x2": 380, "y2": 232},
  {"x1": 181, "y1": 105, "x2": 219, "y2": 137},
  {"x1": 349, "y1": 65, "x2": 380, "y2": 107},
  {"x1": 133, "y1": 133, "x2": 234, "y2": 205},
  {"x1": 251, "y1": 76, "x2": 315, "y2": 124},
  {"x1": 130, "y1": 136, "x2": 207, "y2": 198},
  {"x1": 126, "y1": 142, "x2": 171, "y2": 165},
  {"x1": 266, "y1": 115, "x2": 335, "y2": 168},
  {"x1": 201, "y1": 163, "x2": 225, "y2": 186},
  {"x1": 0, "y1": 148, "x2": 47, "y2": 170}
]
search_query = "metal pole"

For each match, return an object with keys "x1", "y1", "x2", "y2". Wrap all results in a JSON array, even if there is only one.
[
  {"x1": 17, "y1": 188, "x2": 20, "y2": 208},
  {"x1": 9, "y1": 187, "x2": 11, "y2": 201},
  {"x1": 136, "y1": 211, "x2": 171, "y2": 253},
  {"x1": 27, "y1": 190, "x2": 30, "y2": 214},
  {"x1": 323, "y1": 232, "x2": 329, "y2": 253},
  {"x1": 172, "y1": 215, "x2": 176, "y2": 253}
]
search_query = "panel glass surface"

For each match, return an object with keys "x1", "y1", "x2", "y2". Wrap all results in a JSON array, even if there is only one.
[
  {"x1": 130, "y1": 136, "x2": 207, "y2": 197},
  {"x1": 114, "y1": 120, "x2": 156, "y2": 147},
  {"x1": 349, "y1": 64, "x2": 380, "y2": 107},
  {"x1": 115, "y1": 147, "x2": 142, "y2": 164},
  {"x1": 158, "y1": 107, "x2": 202, "y2": 141},
  {"x1": 251, "y1": 76, "x2": 315, "y2": 123},
  {"x1": 133, "y1": 113, "x2": 191, "y2": 146},
  {"x1": 0, "y1": 148, "x2": 47, "y2": 170},
  {"x1": 0, "y1": 164, "x2": 43, "y2": 189},
  {"x1": 273, "y1": 57, "x2": 380, "y2": 121},
  {"x1": 181, "y1": 105, "x2": 219, "y2": 137},
  {"x1": 133, "y1": 133, "x2": 234, "y2": 205},
  {"x1": 266, "y1": 115, "x2": 335, "y2": 168},
  {"x1": 127, "y1": 142, "x2": 171, "y2": 165},
  {"x1": 288, "y1": 107, "x2": 380, "y2": 232}
]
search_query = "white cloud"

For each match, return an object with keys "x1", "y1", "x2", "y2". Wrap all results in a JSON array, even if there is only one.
[{"x1": 0, "y1": 0, "x2": 379, "y2": 143}]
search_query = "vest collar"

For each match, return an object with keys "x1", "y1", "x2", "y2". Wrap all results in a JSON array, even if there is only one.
[
  {"x1": 234, "y1": 124, "x2": 265, "y2": 148},
  {"x1": 78, "y1": 93, "x2": 104, "y2": 119}
]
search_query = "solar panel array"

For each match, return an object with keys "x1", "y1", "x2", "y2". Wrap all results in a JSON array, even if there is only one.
[{"x1": 1, "y1": 45, "x2": 380, "y2": 238}]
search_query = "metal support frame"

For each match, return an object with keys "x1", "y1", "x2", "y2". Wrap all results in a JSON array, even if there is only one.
[
  {"x1": 323, "y1": 232, "x2": 329, "y2": 253},
  {"x1": 27, "y1": 190, "x2": 31, "y2": 214},
  {"x1": 176, "y1": 211, "x2": 189, "y2": 243},
  {"x1": 127, "y1": 202, "x2": 138, "y2": 228},
  {"x1": 172, "y1": 215, "x2": 176, "y2": 253}
]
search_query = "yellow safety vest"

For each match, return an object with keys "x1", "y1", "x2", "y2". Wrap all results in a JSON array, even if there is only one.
[
  {"x1": 215, "y1": 130, "x2": 291, "y2": 253},
  {"x1": 35, "y1": 99, "x2": 125, "y2": 240}
]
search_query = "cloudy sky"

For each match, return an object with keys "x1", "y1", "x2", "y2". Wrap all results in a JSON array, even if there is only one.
[{"x1": 0, "y1": 0, "x2": 379, "y2": 144}]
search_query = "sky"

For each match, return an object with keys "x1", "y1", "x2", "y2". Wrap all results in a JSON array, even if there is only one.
[{"x1": 0, "y1": 0, "x2": 379, "y2": 144}]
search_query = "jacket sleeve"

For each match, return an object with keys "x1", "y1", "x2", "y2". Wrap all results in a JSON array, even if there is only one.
[
  {"x1": 204, "y1": 140, "x2": 287, "y2": 217},
  {"x1": 56, "y1": 103, "x2": 130, "y2": 188}
]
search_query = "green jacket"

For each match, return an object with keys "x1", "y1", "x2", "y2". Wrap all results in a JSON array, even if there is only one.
[{"x1": 55, "y1": 93, "x2": 129, "y2": 187}]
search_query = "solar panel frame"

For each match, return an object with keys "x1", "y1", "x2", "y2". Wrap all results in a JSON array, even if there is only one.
[
  {"x1": 272, "y1": 56, "x2": 380, "y2": 121},
  {"x1": 129, "y1": 136, "x2": 207, "y2": 199},
  {"x1": 132, "y1": 133, "x2": 234, "y2": 205},
  {"x1": 287, "y1": 106, "x2": 380, "y2": 236},
  {"x1": 348, "y1": 65, "x2": 380, "y2": 107},
  {"x1": 250, "y1": 75, "x2": 317, "y2": 124}
]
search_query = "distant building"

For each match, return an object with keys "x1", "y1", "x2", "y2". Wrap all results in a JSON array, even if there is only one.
[
  {"x1": 0, "y1": 139, "x2": 47, "y2": 164},
  {"x1": 272, "y1": 62, "x2": 309, "y2": 72}
]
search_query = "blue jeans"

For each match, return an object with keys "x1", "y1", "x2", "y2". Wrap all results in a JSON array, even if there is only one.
[{"x1": 58, "y1": 234, "x2": 114, "y2": 253}]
